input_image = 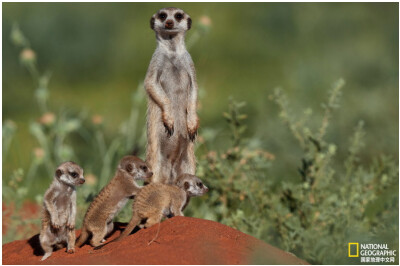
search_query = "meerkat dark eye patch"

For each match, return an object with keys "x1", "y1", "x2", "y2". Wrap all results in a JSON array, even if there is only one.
[
  {"x1": 184, "y1": 182, "x2": 190, "y2": 190},
  {"x1": 125, "y1": 164, "x2": 133, "y2": 172},
  {"x1": 140, "y1": 165, "x2": 148, "y2": 172},
  {"x1": 69, "y1": 172, "x2": 78, "y2": 178},
  {"x1": 158, "y1": 12, "x2": 167, "y2": 21},
  {"x1": 197, "y1": 182, "x2": 203, "y2": 188},
  {"x1": 56, "y1": 169, "x2": 62, "y2": 178},
  {"x1": 175, "y1": 13, "x2": 183, "y2": 21}
]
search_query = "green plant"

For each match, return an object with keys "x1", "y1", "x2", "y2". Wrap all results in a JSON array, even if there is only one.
[{"x1": 187, "y1": 81, "x2": 398, "y2": 264}]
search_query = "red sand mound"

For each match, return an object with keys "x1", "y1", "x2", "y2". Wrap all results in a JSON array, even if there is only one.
[{"x1": 2, "y1": 216, "x2": 308, "y2": 265}]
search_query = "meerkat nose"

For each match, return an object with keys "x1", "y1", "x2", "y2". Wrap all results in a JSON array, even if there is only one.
[
  {"x1": 204, "y1": 186, "x2": 209, "y2": 192},
  {"x1": 79, "y1": 179, "x2": 85, "y2": 184},
  {"x1": 165, "y1": 20, "x2": 174, "y2": 29}
]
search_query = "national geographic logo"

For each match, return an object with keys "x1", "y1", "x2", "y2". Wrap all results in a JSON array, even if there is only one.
[
  {"x1": 348, "y1": 242, "x2": 397, "y2": 263},
  {"x1": 349, "y1": 243, "x2": 359, "y2": 257}
]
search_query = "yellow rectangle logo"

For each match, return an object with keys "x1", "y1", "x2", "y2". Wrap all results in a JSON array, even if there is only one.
[{"x1": 348, "y1": 243, "x2": 359, "y2": 257}]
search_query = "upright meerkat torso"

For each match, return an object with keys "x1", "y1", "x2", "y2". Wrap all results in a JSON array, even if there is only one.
[
  {"x1": 145, "y1": 7, "x2": 199, "y2": 184},
  {"x1": 39, "y1": 162, "x2": 85, "y2": 261},
  {"x1": 76, "y1": 156, "x2": 153, "y2": 247}
]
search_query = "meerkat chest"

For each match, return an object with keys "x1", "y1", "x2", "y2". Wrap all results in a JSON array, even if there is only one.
[
  {"x1": 159, "y1": 55, "x2": 191, "y2": 93},
  {"x1": 53, "y1": 190, "x2": 74, "y2": 213}
]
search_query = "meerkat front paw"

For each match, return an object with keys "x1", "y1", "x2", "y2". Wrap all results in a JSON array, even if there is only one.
[
  {"x1": 51, "y1": 219, "x2": 62, "y2": 230},
  {"x1": 162, "y1": 111, "x2": 174, "y2": 137},
  {"x1": 66, "y1": 223, "x2": 75, "y2": 230},
  {"x1": 187, "y1": 114, "x2": 199, "y2": 141},
  {"x1": 67, "y1": 248, "x2": 75, "y2": 254}
]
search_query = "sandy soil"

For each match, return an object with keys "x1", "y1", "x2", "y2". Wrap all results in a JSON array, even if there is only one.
[{"x1": 2, "y1": 216, "x2": 308, "y2": 265}]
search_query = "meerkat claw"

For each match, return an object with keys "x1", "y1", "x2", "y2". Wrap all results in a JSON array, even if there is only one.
[
  {"x1": 164, "y1": 124, "x2": 174, "y2": 137},
  {"x1": 188, "y1": 130, "x2": 197, "y2": 142},
  {"x1": 51, "y1": 223, "x2": 60, "y2": 230}
]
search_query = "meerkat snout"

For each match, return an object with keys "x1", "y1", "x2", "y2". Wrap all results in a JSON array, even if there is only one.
[{"x1": 165, "y1": 19, "x2": 174, "y2": 29}]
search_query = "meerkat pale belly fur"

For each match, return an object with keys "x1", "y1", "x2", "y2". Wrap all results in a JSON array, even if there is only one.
[
  {"x1": 39, "y1": 161, "x2": 85, "y2": 261},
  {"x1": 76, "y1": 156, "x2": 153, "y2": 247},
  {"x1": 95, "y1": 174, "x2": 208, "y2": 248},
  {"x1": 145, "y1": 7, "x2": 199, "y2": 184}
]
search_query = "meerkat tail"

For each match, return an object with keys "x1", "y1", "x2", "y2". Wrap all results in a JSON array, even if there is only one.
[
  {"x1": 75, "y1": 227, "x2": 89, "y2": 247},
  {"x1": 147, "y1": 221, "x2": 161, "y2": 245}
]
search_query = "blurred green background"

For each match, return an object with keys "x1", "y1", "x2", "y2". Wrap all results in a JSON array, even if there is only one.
[
  {"x1": 4, "y1": 3, "x2": 398, "y2": 173},
  {"x1": 2, "y1": 3, "x2": 399, "y2": 264}
]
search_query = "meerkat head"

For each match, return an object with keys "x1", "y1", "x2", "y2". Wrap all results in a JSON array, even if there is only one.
[
  {"x1": 55, "y1": 161, "x2": 85, "y2": 187},
  {"x1": 176, "y1": 174, "x2": 208, "y2": 197},
  {"x1": 118, "y1": 155, "x2": 153, "y2": 181},
  {"x1": 150, "y1": 7, "x2": 191, "y2": 35}
]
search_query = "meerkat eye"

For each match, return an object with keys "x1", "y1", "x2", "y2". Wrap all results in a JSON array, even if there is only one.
[
  {"x1": 140, "y1": 165, "x2": 148, "y2": 172},
  {"x1": 197, "y1": 182, "x2": 203, "y2": 188},
  {"x1": 70, "y1": 172, "x2": 78, "y2": 178},
  {"x1": 175, "y1": 13, "x2": 183, "y2": 21},
  {"x1": 158, "y1": 12, "x2": 167, "y2": 20}
]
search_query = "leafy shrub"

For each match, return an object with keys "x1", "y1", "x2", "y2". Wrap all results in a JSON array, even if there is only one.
[{"x1": 190, "y1": 81, "x2": 398, "y2": 264}]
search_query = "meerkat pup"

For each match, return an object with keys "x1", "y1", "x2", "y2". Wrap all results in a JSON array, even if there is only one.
[
  {"x1": 76, "y1": 156, "x2": 152, "y2": 248},
  {"x1": 145, "y1": 7, "x2": 199, "y2": 184},
  {"x1": 39, "y1": 161, "x2": 85, "y2": 261},
  {"x1": 111, "y1": 174, "x2": 208, "y2": 244}
]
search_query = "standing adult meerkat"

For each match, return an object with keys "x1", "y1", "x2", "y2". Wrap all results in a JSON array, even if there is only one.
[
  {"x1": 95, "y1": 174, "x2": 208, "y2": 248},
  {"x1": 145, "y1": 7, "x2": 199, "y2": 184},
  {"x1": 76, "y1": 156, "x2": 153, "y2": 247},
  {"x1": 39, "y1": 161, "x2": 85, "y2": 261}
]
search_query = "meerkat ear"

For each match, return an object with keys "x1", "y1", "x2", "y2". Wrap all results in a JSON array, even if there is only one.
[
  {"x1": 125, "y1": 163, "x2": 133, "y2": 173},
  {"x1": 150, "y1": 17, "x2": 155, "y2": 30},
  {"x1": 184, "y1": 182, "x2": 190, "y2": 190},
  {"x1": 55, "y1": 169, "x2": 62, "y2": 178},
  {"x1": 187, "y1": 17, "x2": 192, "y2": 30}
]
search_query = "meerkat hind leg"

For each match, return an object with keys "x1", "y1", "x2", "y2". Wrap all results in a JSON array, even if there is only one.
[
  {"x1": 179, "y1": 144, "x2": 196, "y2": 176},
  {"x1": 144, "y1": 214, "x2": 162, "y2": 229},
  {"x1": 170, "y1": 201, "x2": 185, "y2": 217},
  {"x1": 40, "y1": 241, "x2": 53, "y2": 261},
  {"x1": 40, "y1": 231, "x2": 54, "y2": 261},
  {"x1": 67, "y1": 230, "x2": 76, "y2": 253},
  {"x1": 100, "y1": 222, "x2": 114, "y2": 243},
  {"x1": 90, "y1": 227, "x2": 107, "y2": 247}
]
